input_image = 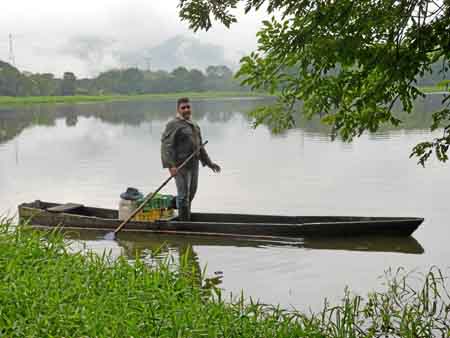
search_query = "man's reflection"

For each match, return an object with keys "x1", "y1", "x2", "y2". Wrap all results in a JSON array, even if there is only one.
[
  {"x1": 116, "y1": 237, "x2": 222, "y2": 291},
  {"x1": 65, "y1": 114, "x2": 78, "y2": 127}
]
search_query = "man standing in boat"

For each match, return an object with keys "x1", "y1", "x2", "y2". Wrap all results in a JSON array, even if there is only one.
[{"x1": 161, "y1": 97, "x2": 221, "y2": 221}]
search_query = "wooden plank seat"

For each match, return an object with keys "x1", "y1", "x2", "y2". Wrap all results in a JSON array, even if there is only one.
[{"x1": 47, "y1": 203, "x2": 84, "y2": 213}]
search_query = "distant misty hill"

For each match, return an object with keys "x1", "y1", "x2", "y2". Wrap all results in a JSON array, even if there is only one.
[{"x1": 118, "y1": 35, "x2": 233, "y2": 71}]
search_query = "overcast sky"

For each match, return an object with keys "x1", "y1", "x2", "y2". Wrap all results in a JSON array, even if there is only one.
[{"x1": 0, "y1": 0, "x2": 265, "y2": 77}]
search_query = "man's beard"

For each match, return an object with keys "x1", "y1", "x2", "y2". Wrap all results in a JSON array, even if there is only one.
[{"x1": 181, "y1": 112, "x2": 191, "y2": 120}]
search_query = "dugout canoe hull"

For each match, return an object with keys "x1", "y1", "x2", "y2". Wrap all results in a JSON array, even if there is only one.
[{"x1": 18, "y1": 200, "x2": 424, "y2": 239}]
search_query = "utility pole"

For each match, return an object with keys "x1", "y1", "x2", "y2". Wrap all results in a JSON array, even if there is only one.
[
  {"x1": 144, "y1": 56, "x2": 151, "y2": 72},
  {"x1": 8, "y1": 33, "x2": 16, "y2": 66}
]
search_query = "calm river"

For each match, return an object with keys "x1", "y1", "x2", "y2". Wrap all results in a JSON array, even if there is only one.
[{"x1": 1, "y1": 96, "x2": 449, "y2": 311}]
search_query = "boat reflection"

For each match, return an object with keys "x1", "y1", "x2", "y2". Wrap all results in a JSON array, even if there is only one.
[
  {"x1": 63, "y1": 230, "x2": 423, "y2": 292},
  {"x1": 301, "y1": 236, "x2": 424, "y2": 254},
  {"x1": 63, "y1": 230, "x2": 425, "y2": 256}
]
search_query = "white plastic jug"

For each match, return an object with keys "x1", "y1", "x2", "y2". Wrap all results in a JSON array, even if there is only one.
[{"x1": 118, "y1": 198, "x2": 137, "y2": 220}]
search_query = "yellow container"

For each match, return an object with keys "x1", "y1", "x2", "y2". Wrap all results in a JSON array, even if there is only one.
[
  {"x1": 133, "y1": 208, "x2": 175, "y2": 222},
  {"x1": 161, "y1": 208, "x2": 174, "y2": 219},
  {"x1": 135, "y1": 208, "x2": 167, "y2": 222},
  {"x1": 133, "y1": 210, "x2": 154, "y2": 222}
]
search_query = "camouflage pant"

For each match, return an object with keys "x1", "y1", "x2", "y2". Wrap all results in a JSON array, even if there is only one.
[{"x1": 175, "y1": 160, "x2": 199, "y2": 210}]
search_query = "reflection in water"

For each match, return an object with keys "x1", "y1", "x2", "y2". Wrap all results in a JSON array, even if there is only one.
[
  {"x1": 65, "y1": 114, "x2": 78, "y2": 127},
  {"x1": 0, "y1": 98, "x2": 269, "y2": 145},
  {"x1": 64, "y1": 229, "x2": 425, "y2": 257},
  {"x1": 63, "y1": 229, "x2": 423, "y2": 293},
  {"x1": 0, "y1": 94, "x2": 447, "y2": 146}
]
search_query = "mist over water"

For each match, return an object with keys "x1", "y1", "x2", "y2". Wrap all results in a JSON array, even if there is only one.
[{"x1": 1, "y1": 95, "x2": 449, "y2": 310}]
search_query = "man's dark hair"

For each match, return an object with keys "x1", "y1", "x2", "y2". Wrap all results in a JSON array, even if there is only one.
[{"x1": 177, "y1": 97, "x2": 190, "y2": 108}]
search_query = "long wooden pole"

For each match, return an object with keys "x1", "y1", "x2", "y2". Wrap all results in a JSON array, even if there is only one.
[{"x1": 106, "y1": 141, "x2": 208, "y2": 239}]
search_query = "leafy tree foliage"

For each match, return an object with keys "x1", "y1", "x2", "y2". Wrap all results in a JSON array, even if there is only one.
[
  {"x1": 206, "y1": 65, "x2": 236, "y2": 90},
  {"x1": 189, "y1": 69, "x2": 207, "y2": 91},
  {"x1": 171, "y1": 66, "x2": 191, "y2": 92},
  {"x1": 87, "y1": 65, "x2": 240, "y2": 94},
  {"x1": 29, "y1": 73, "x2": 58, "y2": 96},
  {"x1": 119, "y1": 68, "x2": 144, "y2": 94},
  {"x1": 61, "y1": 72, "x2": 77, "y2": 96},
  {"x1": 0, "y1": 60, "x2": 245, "y2": 97},
  {"x1": 178, "y1": 0, "x2": 450, "y2": 165},
  {"x1": 0, "y1": 61, "x2": 21, "y2": 96}
]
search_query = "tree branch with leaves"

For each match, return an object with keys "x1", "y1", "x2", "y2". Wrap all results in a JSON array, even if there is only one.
[{"x1": 178, "y1": 0, "x2": 450, "y2": 166}]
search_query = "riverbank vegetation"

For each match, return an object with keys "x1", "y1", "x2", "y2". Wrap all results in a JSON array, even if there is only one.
[
  {"x1": 0, "y1": 59, "x2": 447, "y2": 105},
  {"x1": 0, "y1": 220, "x2": 449, "y2": 337},
  {"x1": 418, "y1": 85, "x2": 450, "y2": 93},
  {"x1": 0, "y1": 91, "x2": 266, "y2": 106},
  {"x1": 0, "y1": 88, "x2": 446, "y2": 106}
]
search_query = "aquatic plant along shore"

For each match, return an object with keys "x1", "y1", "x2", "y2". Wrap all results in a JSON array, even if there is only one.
[{"x1": 0, "y1": 220, "x2": 448, "y2": 337}]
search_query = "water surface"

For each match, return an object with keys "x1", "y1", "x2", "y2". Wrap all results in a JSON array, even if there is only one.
[{"x1": 1, "y1": 96, "x2": 449, "y2": 310}]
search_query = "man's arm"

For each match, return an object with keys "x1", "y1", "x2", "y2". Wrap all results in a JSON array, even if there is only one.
[
  {"x1": 161, "y1": 122, "x2": 178, "y2": 175},
  {"x1": 198, "y1": 128, "x2": 221, "y2": 173}
]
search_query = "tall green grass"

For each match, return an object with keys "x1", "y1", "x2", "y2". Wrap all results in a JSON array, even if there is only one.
[{"x1": 0, "y1": 220, "x2": 449, "y2": 337}]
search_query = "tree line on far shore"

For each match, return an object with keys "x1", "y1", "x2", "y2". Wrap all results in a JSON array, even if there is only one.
[
  {"x1": 0, "y1": 60, "x2": 246, "y2": 97},
  {"x1": 1, "y1": 59, "x2": 447, "y2": 98}
]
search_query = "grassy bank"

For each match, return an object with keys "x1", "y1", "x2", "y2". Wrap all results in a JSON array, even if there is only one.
[
  {"x1": 1, "y1": 87, "x2": 447, "y2": 106},
  {"x1": 418, "y1": 85, "x2": 450, "y2": 93},
  {"x1": 0, "y1": 91, "x2": 268, "y2": 106},
  {"x1": 0, "y1": 221, "x2": 449, "y2": 337}
]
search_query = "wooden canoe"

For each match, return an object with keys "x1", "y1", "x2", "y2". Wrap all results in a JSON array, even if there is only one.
[{"x1": 18, "y1": 200, "x2": 424, "y2": 239}]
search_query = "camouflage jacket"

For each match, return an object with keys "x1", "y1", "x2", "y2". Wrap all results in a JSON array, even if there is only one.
[{"x1": 161, "y1": 117, "x2": 213, "y2": 169}]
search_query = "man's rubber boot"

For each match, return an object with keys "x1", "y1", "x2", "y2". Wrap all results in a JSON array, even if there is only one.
[
  {"x1": 186, "y1": 206, "x2": 191, "y2": 221},
  {"x1": 178, "y1": 206, "x2": 190, "y2": 221},
  {"x1": 170, "y1": 196, "x2": 178, "y2": 209}
]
